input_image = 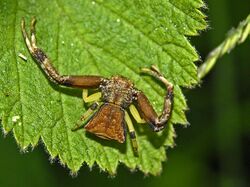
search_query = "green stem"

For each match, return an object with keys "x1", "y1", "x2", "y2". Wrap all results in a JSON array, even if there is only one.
[{"x1": 198, "y1": 13, "x2": 250, "y2": 79}]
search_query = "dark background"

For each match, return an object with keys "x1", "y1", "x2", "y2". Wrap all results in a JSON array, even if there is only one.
[{"x1": 0, "y1": 0, "x2": 249, "y2": 186}]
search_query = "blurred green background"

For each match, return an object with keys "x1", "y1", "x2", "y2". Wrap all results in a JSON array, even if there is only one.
[{"x1": 0, "y1": 0, "x2": 249, "y2": 187}]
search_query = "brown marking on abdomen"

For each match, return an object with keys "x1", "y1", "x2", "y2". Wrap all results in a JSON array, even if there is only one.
[{"x1": 84, "y1": 103, "x2": 125, "y2": 143}]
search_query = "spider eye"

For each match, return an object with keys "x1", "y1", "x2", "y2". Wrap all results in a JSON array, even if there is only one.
[{"x1": 132, "y1": 90, "x2": 138, "y2": 100}]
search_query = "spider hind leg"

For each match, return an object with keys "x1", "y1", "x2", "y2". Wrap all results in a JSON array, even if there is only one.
[
  {"x1": 71, "y1": 102, "x2": 101, "y2": 131},
  {"x1": 82, "y1": 89, "x2": 102, "y2": 103},
  {"x1": 71, "y1": 89, "x2": 102, "y2": 131},
  {"x1": 125, "y1": 111, "x2": 139, "y2": 156},
  {"x1": 129, "y1": 104, "x2": 146, "y2": 124}
]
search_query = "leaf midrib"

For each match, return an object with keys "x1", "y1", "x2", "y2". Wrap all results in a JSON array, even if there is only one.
[
  {"x1": 54, "y1": 19, "x2": 74, "y2": 168},
  {"x1": 12, "y1": 0, "x2": 26, "y2": 147}
]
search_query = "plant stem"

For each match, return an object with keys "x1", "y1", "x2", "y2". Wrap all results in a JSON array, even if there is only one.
[{"x1": 198, "y1": 13, "x2": 250, "y2": 79}]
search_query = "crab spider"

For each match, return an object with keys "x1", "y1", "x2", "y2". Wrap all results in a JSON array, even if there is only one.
[{"x1": 21, "y1": 18, "x2": 174, "y2": 155}]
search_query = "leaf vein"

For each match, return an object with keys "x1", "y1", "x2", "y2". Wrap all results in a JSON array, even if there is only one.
[
  {"x1": 56, "y1": 20, "x2": 73, "y2": 165},
  {"x1": 13, "y1": 0, "x2": 25, "y2": 147},
  {"x1": 94, "y1": 1, "x2": 197, "y2": 84},
  {"x1": 167, "y1": 0, "x2": 203, "y2": 26},
  {"x1": 55, "y1": 0, "x2": 163, "y2": 97}
]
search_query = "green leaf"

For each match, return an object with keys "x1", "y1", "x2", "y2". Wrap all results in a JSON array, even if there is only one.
[{"x1": 0, "y1": 0, "x2": 206, "y2": 175}]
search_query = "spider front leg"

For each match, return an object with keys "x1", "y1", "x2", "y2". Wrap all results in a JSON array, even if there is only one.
[
  {"x1": 135, "y1": 65, "x2": 174, "y2": 132},
  {"x1": 21, "y1": 17, "x2": 104, "y2": 89}
]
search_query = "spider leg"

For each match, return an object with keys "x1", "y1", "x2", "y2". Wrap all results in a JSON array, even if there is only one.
[
  {"x1": 30, "y1": 17, "x2": 37, "y2": 47},
  {"x1": 135, "y1": 65, "x2": 174, "y2": 132},
  {"x1": 21, "y1": 18, "x2": 33, "y2": 52},
  {"x1": 125, "y1": 111, "x2": 138, "y2": 156},
  {"x1": 129, "y1": 104, "x2": 145, "y2": 124},
  {"x1": 21, "y1": 18, "x2": 104, "y2": 88},
  {"x1": 71, "y1": 102, "x2": 101, "y2": 131},
  {"x1": 141, "y1": 65, "x2": 173, "y2": 89},
  {"x1": 82, "y1": 89, "x2": 102, "y2": 103}
]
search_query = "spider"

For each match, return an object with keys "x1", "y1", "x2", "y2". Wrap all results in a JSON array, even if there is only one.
[{"x1": 21, "y1": 18, "x2": 174, "y2": 155}]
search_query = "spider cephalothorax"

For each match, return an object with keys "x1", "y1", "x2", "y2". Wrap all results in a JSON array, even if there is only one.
[
  {"x1": 21, "y1": 18, "x2": 174, "y2": 155},
  {"x1": 100, "y1": 76, "x2": 136, "y2": 108}
]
